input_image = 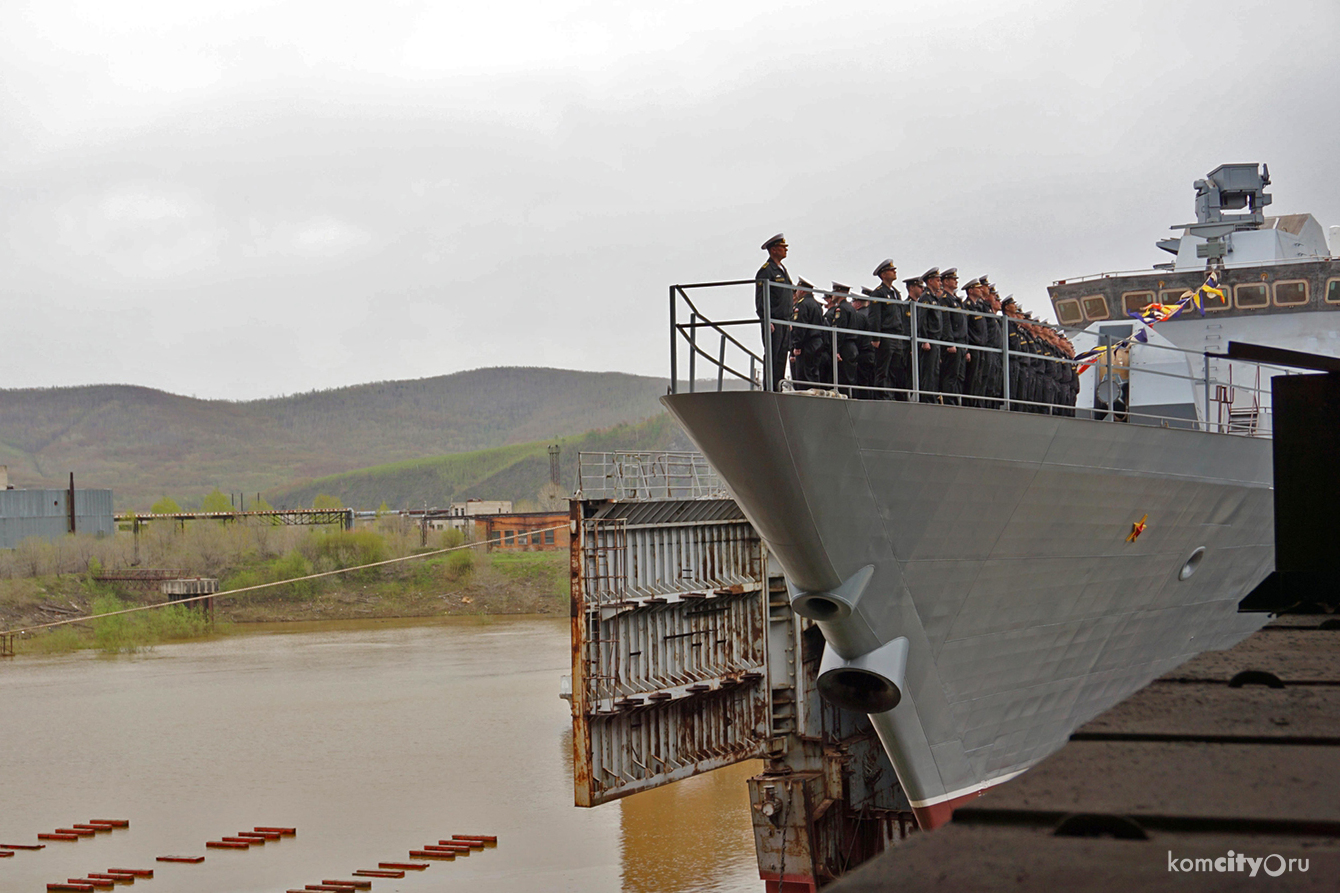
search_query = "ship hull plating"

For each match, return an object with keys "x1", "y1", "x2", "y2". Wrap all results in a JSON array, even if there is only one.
[{"x1": 662, "y1": 391, "x2": 1274, "y2": 827}]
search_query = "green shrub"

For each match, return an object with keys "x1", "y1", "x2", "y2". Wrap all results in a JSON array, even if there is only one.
[
  {"x1": 91, "y1": 594, "x2": 143, "y2": 653},
  {"x1": 270, "y1": 549, "x2": 316, "y2": 599},
  {"x1": 146, "y1": 604, "x2": 211, "y2": 641},
  {"x1": 28, "y1": 626, "x2": 89, "y2": 654},
  {"x1": 439, "y1": 528, "x2": 466, "y2": 549},
  {"x1": 445, "y1": 548, "x2": 475, "y2": 582},
  {"x1": 307, "y1": 529, "x2": 387, "y2": 578}
]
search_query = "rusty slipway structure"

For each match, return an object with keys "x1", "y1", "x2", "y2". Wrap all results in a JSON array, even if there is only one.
[{"x1": 568, "y1": 452, "x2": 913, "y2": 892}]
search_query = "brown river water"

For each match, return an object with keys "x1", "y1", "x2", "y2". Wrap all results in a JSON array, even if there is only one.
[{"x1": 0, "y1": 616, "x2": 761, "y2": 892}]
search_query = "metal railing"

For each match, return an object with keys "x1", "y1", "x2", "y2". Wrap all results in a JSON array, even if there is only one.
[
  {"x1": 668, "y1": 279, "x2": 1291, "y2": 436},
  {"x1": 577, "y1": 451, "x2": 727, "y2": 501}
]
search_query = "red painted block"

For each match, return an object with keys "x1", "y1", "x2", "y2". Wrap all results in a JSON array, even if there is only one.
[
  {"x1": 3, "y1": 842, "x2": 45, "y2": 849},
  {"x1": 441, "y1": 839, "x2": 484, "y2": 848},
  {"x1": 424, "y1": 844, "x2": 468, "y2": 851},
  {"x1": 325, "y1": 881, "x2": 371, "y2": 890},
  {"x1": 107, "y1": 869, "x2": 153, "y2": 878},
  {"x1": 0, "y1": 850, "x2": 12, "y2": 857},
  {"x1": 86, "y1": 874, "x2": 132, "y2": 884},
  {"x1": 452, "y1": 834, "x2": 497, "y2": 843},
  {"x1": 237, "y1": 830, "x2": 281, "y2": 840},
  {"x1": 303, "y1": 885, "x2": 350, "y2": 891},
  {"x1": 47, "y1": 884, "x2": 94, "y2": 892},
  {"x1": 39, "y1": 833, "x2": 80, "y2": 841},
  {"x1": 222, "y1": 836, "x2": 261, "y2": 844},
  {"x1": 378, "y1": 862, "x2": 428, "y2": 870},
  {"x1": 409, "y1": 850, "x2": 455, "y2": 859},
  {"x1": 57, "y1": 828, "x2": 97, "y2": 837},
  {"x1": 206, "y1": 841, "x2": 249, "y2": 849},
  {"x1": 156, "y1": 855, "x2": 205, "y2": 863},
  {"x1": 69, "y1": 879, "x2": 114, "y2": 890},
  {"x1": 353, "y1": 869, "x2": 405, "y2": 877},
  {"x1": 73, "y1": 824, "x2": 112, "y2": 833},
  {"x1": 254, "y1": 826, "x2": 296, "y2": 836},
  {"x1": 90, "y1": 820, "x2": 130, "y2": 828}
]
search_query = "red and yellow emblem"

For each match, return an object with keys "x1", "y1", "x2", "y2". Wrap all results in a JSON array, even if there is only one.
[{"x1": 1126, "y1": 514, "x2": 1148, "y2": 543}]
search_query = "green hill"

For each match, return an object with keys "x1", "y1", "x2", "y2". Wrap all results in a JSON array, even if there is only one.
[
  {"x1": 264, "y1": 415, "x2": 690, "y2": 510},
  {"x1": 0, "y1": 367, "x2": 677, "y2": 508}
]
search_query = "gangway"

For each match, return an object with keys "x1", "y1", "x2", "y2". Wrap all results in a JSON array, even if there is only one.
[{"x1": 569, "y1": 452, "x2": 914, "y2": 891}]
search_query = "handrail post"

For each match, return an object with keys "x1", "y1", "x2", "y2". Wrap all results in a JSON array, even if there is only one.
[
  {"x1": 749, "y1": 356, "x2": 757, "y2": 390},
  {"x1": 1104, "y1": 333, "x2": 1114, "y2": 422},
  {"x1": 1000, "y1": 314, "x2": 1010, "y2": 411},
  {"x1": 763, "y1": 281, "x2": 773, "y2": 392},
  {"x1": 831, "y1": 323, "x2": 839, "y2": 392},
  {"x1": 688, "y1": 311, "x2": 697, "y2": 394},
  {"x1": 669, "y1": 286, "x2": 678, "y2": 395},
  {"x1": 1204, "y1": 353, "x2": 1212, "y2": 433},
  {"x1": 909, "y1": 297, "x2": 920, "y2": 401},
  {"x1": 717, "y1": 333, "x2": 727, "y2": 392}
]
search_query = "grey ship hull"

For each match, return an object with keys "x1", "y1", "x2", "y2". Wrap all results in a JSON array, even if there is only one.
[{"x1": 662, "y1": 391, "x2": 1273, "y2": 827}]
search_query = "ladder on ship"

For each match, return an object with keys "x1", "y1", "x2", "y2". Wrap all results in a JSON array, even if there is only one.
[{"x1": 1216, "y1": 364, "x2": 1262, "y2": 435}]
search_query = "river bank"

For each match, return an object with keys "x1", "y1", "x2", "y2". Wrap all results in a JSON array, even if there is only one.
[{"x1": 1, "y1": 548, "x2": 569, "y2": 653}]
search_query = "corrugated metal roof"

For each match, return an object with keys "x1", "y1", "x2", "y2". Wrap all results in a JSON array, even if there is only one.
[{"x1": 589, "y1": 498, "x2": 744, "y2": 527}]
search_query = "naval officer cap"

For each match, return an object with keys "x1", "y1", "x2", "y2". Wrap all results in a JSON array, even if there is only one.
[
  {"x1": 1001, "y1": 296, "x2": 1017, "y2": 307},
  {"x1": 761, "y1": 233, "x2": 787, "y2": 250},
  {"x1": 962, "y1": 277, "x2": 980, "y2": 290},
  {"x1": 796, "y1": 277, "x2": 814, "y2": 289},
  {"x1": 831, "y1": 281, "x2": 851, "y2": 293},
  {"x1": 921, "y1": 267, "x2": 940, "y2": 280},
  {"x1": 904, "y1": 276, "x2": 923, "y2": 287},
  {"x1": 941, "y1": 268, "x2": 958, "y2": 279},
  {"x1": 873, "y1": 258, "x2": 896, "y2": 276}
]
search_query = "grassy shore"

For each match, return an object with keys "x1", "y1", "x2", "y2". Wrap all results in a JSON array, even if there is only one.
[{"x1": 1, "y1": 523, "x2": 569, "y2": 654}]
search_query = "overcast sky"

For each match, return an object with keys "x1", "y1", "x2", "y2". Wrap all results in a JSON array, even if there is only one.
[{"x1": 3, "y1": 0, "x2": 1338, "y2": 400}]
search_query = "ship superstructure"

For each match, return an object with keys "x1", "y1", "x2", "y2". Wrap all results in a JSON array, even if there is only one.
[{"x1": 657, "y1": 164, "x2": 1333, "y2": 831}]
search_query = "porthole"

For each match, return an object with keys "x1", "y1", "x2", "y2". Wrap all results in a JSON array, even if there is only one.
[
  {"x1": 1235, "y1": 284, "x2": 1269, "y2": 309},
  {"x1": 1122, "y1": 291, "x2": 1155, "y2": 317},
  {"x1": 1081, "y1": 295, "x2": 1109, "y2": 321},
  {"x1": 1273, "y1": 280, "x2": 1309, "y2": 306},
  {"x1": 1178, "y1": 547, "x2": 1206, "y2": 581},
  {"x1": 1054, "y1": 298, "x2": 1083, "y2": 326}
]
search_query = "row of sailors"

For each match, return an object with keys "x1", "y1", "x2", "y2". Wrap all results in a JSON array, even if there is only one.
[{"x1": 755, "y1": 234, "x2": 1080, "y2": 412}]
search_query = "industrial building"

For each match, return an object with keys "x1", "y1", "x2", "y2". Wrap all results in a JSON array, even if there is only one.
[{"x1": 0, "y1": 467, "x2": 115, "y2": 549}]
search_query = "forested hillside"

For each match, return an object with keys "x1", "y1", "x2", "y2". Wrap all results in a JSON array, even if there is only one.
[{"x1": 0, "y1": 368, "x2": 676, "y2": 508}]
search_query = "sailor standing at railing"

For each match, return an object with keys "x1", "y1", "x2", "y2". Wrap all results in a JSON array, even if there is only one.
[
  {"x1": 964, "y1": 277, "x2": 1001, "y2": 408},
  {"x1": 869, "y1": 259, "x2": 908, "y2": 400},
  {"x1": 755, "y1": 233, "x2": 793, "y2": 391},
  {"x1": 909, "y1": 272, "x2": 943, "y2": 401},
  {"x1": 849, "y1": 289, "x2": 878, "y2": 399},
  {"x1": 1002, "y1": 297, "x2": 1028, "y2": 409},
  {"x1": 935, "y1": 268, "x2": 971, "y2": 406},
  {"x1": 823, "y1": 283, "x2": 860, "y2": 394},
  {"x1": 790, "y1": 277, "x2": 826, "y2": 388}
]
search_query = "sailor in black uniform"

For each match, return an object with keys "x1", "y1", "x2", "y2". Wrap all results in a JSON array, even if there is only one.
[
  {"x1": 823, "y1": 283, "x2": 859, "y2": 395},
  {"x1": 755, "y1": 233, "x2": 793, "y2": 391},
  {"x1": 911, "y1": 271, "x2": 942, "y2": 401},
  {"x1": 963, "y1": 277, "x2": 994, "y2": 408},
  {"x1": 935, "y1": 268, "x2": 969, "y2": 406},
  {"x1": 1002, "y1": 297, "x2": 1026, "y2": 410},
  {"x1": 851, "y1": 289, "x2": 878, "y2": 399},
  {"x1": 790, "y1": 278, "x2": 826, "y2": 388},
  {"x1": 870, "y1": 259, "x2": 908, "y2": 400}
]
